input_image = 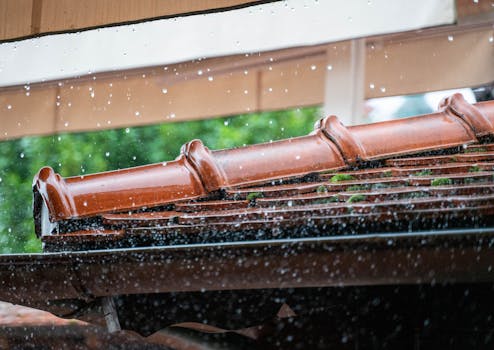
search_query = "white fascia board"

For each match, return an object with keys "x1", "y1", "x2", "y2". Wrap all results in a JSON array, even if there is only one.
[{"x1": 0, "y1": 0, "x2": 455, "y2": 87}]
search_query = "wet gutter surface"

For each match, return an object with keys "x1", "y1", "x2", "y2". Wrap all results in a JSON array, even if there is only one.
[{"x1": 1, "y1": 228, "x2": 493, "y2": 313}]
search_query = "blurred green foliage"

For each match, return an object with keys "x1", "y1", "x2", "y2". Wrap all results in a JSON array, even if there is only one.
[{"x1": 0, "y1": 107, "x2": 321, "y2": 253}]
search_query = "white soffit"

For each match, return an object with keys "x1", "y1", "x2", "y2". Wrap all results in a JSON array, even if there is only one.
[{"x1": 0, "y1": 0, "x2": 455, "y2": 87}]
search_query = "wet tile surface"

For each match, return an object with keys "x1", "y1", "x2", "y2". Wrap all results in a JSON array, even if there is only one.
[{"x1": 44, "y1": 143, "x2": 494, "y2": 251}]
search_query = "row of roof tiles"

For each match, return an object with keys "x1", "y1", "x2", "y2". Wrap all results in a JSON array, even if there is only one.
[
  {"x1": 33, "y1": 93, "x2": 494, "y2": 235},
  {"x1": 30, "y1": 94, "x2": 494, "y2": 251}
]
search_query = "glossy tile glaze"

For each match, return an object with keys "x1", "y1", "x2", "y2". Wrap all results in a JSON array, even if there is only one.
[{"x1": 34, "y1": 94, "x2": 494, "y2": 237}]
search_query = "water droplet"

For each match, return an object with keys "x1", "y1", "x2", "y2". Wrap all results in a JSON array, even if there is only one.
[
  {"x1": 369, "y1": 83, "x2": 375, "y2": 89},
  {"x1": 310, "y1": 65, "x2": 317, "y2": 71},
  {"x1": 447, "y1": 35, "x2": 454, "y2": 42},
  {"x1": 295, "y1": 155, "x2": 301, "y2": 160},
  {"x1": 7, "y1": 105, "x2": 12, "y2": 110},
  {"x1": 161, "y1": 88, "x2": 168, "y2": 94},
  {"x1": 135, "y1": 111, "x2": 140, "y2": 117},
  {"x1": 64, "y1": 121, "x2": 69, "y2": 127},
  {"x1": 105, "y1": 152, "x2": 110, "y2": 157},
  {"x1": 197, "y1": 69, "x2": 203, "y2": 76},
  {"x1": 208, "y1": 76, "x2": 214, "y2": 81},
  {"x1": 125, "y1": 128, "x2": 130, "y2": 133},
  {"x1": 20, "y1": 152, "x2": 25, "y2": 158},
  {"x1": 380, "y1": 86, "x2": 386, "y2": 93},
  {"x1": 326, "y1": 65, "x2": 333, "y2": 70},
  {"x1": 244, "y1": 90, "x2": 248, "y2": 94},
  {"x1": 83, "y1": 201, "x2": 88, "y2": 207},
  {"x1": 224, "y1": 121, "x2": 229, "y2": 126},
  {"x1": 489, "y1": 36, "x2": 493, "y2": 43}
]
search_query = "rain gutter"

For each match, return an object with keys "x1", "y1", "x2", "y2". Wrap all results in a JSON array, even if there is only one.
[{"x1": 1, "y1": 228, "x2": 493, "y2": 314}]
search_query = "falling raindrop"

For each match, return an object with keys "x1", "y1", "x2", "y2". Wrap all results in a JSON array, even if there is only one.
[
  {"x1": 19, "y1": 152, "x2": 25, "y2": 158},
  {"x1": 208, "y1": 76, "x2": 214, "y2": 81},
  {"x1": 447, "y1": 35, "x2": 454, "y2": 42},
  {"x1": 369, "y1": 83, "x2": 375, "y2": 89},
  {"x1": 105, "y1": 152, "x2": 110, "y2": 157},
  {"x1": 197, "y1": 70, "x2": 203, "y2": 76},
  {"x1": 326, "y1": 65, "x2": 333, "y2": 70},
  {"x1": 161, "y1": 88, "x2": 168, "y2": 94},
  {"x1": 310, "y1": 65, "x2": 317, "y2": 70},
  {"x1": 7, "y1": 105, "x2": 12, "y2": 110}
]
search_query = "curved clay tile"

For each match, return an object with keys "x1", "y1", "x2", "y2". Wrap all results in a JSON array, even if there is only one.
[{"x1": 33, "y1": 94, "x2": 494, "y2": 235}]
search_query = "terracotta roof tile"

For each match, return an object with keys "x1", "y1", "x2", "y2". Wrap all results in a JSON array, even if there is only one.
[
  {"x1": 0, "y1": 301, "x2": 85, "y2": 327},
  {"x1": 32, "y1": 94, "x2": 494, "y2": 251}
]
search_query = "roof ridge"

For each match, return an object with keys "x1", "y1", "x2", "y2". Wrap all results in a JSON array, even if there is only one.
[{"x1": 33, "y1": 94, "x2": 494, "y2": 235}]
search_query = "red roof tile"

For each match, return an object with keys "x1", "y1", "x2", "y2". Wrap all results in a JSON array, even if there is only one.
[{"x1": 0, "y1": 301, "x2": 85, "y2": 327}]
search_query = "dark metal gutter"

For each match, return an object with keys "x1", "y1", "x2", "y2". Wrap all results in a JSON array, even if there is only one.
[{"x1": 1, "y1": 228, "x2": 493, "y2": 314}]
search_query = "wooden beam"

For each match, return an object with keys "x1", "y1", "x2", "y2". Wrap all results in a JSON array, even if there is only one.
[
  {"x1": 365, "y1": 28, "x2": 494, "y2": 98},
  {"x1": 0, "y1": 0, "x2": 269, "y2": 41},
  {"x1": 323, "y1": 39, "x2": 366, "y2": 125},
  {"x1": 0, "y1": 0, "x2": 33, "y2": 40},
  {"x1": 1, "y1": 25, "x2": 493, "y2": 140}
]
